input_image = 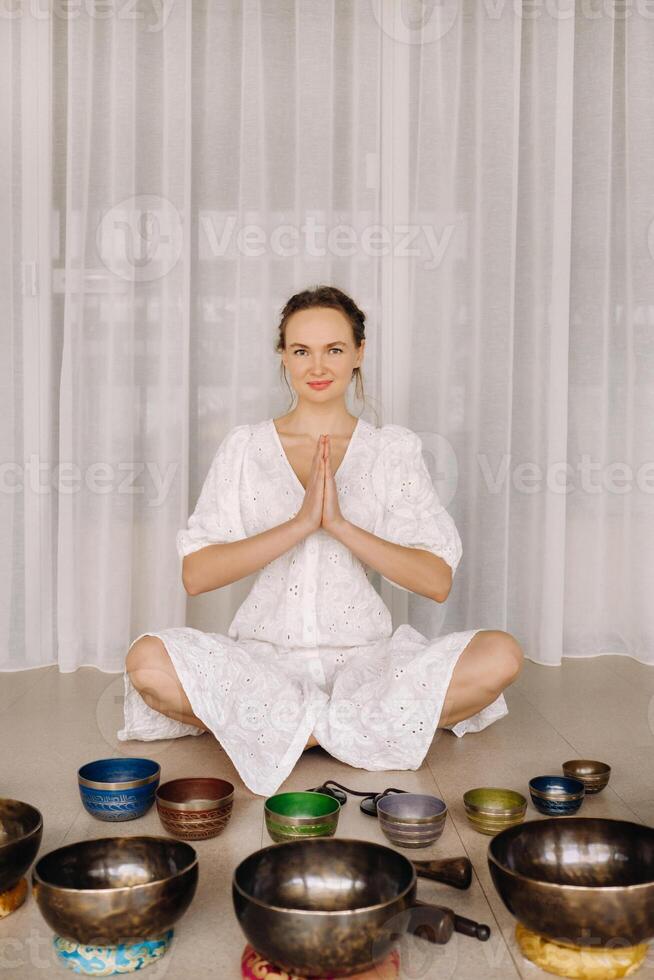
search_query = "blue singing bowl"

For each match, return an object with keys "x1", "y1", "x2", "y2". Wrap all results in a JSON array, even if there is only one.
[
  {"x1": 529, "y1": 775, "x2": 585, "y2": 816},
  {"x1": 78, "y1": 758, "x2": 161, "y2": 821}
]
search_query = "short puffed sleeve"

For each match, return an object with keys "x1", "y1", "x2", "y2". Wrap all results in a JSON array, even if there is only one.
[
  {"x1": 371, "y1": 427, "x2": 463, "y2": 591},
  {"x1": 176, "y1": 424, "x2": 251, "y2": 559}
]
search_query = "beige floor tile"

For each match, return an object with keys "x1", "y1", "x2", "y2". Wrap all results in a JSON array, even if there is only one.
[
  {"x1": 0, "y1": 665, "x2": 51, "y2": 712},
  {"x1": 595, "y1": 654, "x2": 654, "y2": 694},
  {"x1": 515, "y1": 659, "x2": 654, "y2": 750}
]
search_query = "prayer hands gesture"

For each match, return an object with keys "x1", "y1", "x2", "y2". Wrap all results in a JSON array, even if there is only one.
[{"x1": 294, "y1": 435, "x2": 344, "y2": 535}]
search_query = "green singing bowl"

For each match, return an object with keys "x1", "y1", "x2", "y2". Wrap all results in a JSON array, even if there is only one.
[
  {"x1": 0, "y1": 799, "x2": 43, "y2": 893},
  {"x1": 32, "y1": 836, "x2": 198, "y2": 946},
  {"x1": 488, "y1": 817, "x2": 654, "y2": 947},
  {"x1": 264, "y1": 791, "x2": 340, "y2": 843},
  {"x1": 463, "y1": 788, "x2": 527, "y2": 836}
]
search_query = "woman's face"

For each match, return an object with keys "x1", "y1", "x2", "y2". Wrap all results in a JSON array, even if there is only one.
[{"x1": 282, "y1": 307, "x2": 364, "y2": 404}]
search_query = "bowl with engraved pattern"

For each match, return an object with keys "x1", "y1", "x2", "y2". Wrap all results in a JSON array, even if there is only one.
[
  {"x1": 529, "y1": 775, "x2": 585, "y2": 816},
  {"x1": 155, "y1": 778, "x2": 234, "y2": 840},
  {"x1": 562, "y1": 760, "x2": 611, "y2": 795},
  {"x1": 264, "y1": 791, "x2": 340, "y2": 843},
  {"x1": 77, "y1": 758, "x2": 160, "y2": 821}
]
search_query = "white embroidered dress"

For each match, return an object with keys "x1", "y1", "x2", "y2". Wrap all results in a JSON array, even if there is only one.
[{"x1": 118, "y1": 417, "x2": 508, "y2": 796}]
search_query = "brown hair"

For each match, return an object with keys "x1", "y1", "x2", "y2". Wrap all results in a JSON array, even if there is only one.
[{"x1": 275, "y1": 285, "x2": 376, "y2": 418}]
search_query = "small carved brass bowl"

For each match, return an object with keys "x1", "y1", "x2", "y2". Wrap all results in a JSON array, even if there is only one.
[
  {"x1": 529, "y1": 775, "x2": 585, "y2": 816},
  {"x1": 376, "y1": 793, "x2": 447, "y2": 848},
  {"x1": 463, "y1": 788, "x2": 527, "y2": 836},
  {"x1": 156, "y1": 777, "x2": 234, "y2": 840},
  {"x1": 0, "y1": 799, "x2": 43, "y2": 894},
  {"x1": 32, "y1": 836, "x2": 198, "y2": 945},
  {"x1": 264, "y1": 791, "x2": 340, "y2": 843},
  {"x1": 562, "y1": 760, "x2": 611, "y2": 795},
  {"x1": 488, "y1": 817, "x2": 654, "y2": 948}
]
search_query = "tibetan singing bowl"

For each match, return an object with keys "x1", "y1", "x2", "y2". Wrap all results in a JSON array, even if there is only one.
[
  {"x1": 77, "y1": 757, "x2": 160, "y2": 821},
  {"x1": 376, "y1": 793, "x2": 447, "y2": 848},
  {"x1": 562, "y1": 759, "x2": 611, "y2": 794},
  {"x1": 264, "y1": 791, "x2": 340, "y2": 842},
  {"x1": 529, "y1": 775, "x2": 585, "y2": 816},
  {"x1": 463, "y1": 788, "x2": 527, "y2": 836},
  {"x1": 233, "y1": 838, "x2": 489, "y2": 978},
  {"x1": 0, "y1": 799, "x2": 43, "y2": 893},
  {"x1": 488, "y1": 817, "x2": 654, "y2": 947},
  {"x1": 32, "y1": 836, "x2": 198, "y2": 945},
  {"x1": 156, "y1": 777, "x2": 234, "y2": 840}
]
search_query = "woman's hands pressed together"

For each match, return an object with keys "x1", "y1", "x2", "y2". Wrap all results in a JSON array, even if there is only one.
[
  {"x1": 292, "y1": 434, "x2": 345, "y2": 536},
  {"x1": 320, "y1": 434, "x2": 345, "y2": 532}
]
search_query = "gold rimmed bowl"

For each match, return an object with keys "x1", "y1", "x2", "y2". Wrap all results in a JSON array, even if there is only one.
[
  {"x1": 77, "y1": 757, "x2": 160, "y2": 821},
  {"x1": 562, "y1": 759, "x2": 611, "y2": 795},
  {"x1": 463, "y1": 788, "x2": 527, "y2": 836},
  {"x1": 32, "y1": 835, "x2": 198, "y2": 946},
  {"x1": 376, "y1": 793, "x2": 447, "y2": 848},
  {"x1": 155, "y1": 777, "x2": 234, "y2": 840},
  {"x1": 488, "y1": 817, "x2": 654, "y2": 949},
  {"x1": 528, "y1": 775, "x2": 585, "y2": 816},
  {"x1": 264, "y1": 791, "x2": 340, "y2": 843}
]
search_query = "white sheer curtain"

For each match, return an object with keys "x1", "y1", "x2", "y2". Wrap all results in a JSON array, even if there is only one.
[{"x1": 2, "y1": 0, "x2": 652, "y2": 672}]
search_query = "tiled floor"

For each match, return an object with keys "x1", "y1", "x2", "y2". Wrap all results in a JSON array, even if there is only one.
[{"x1": 1, "y1": 656, "x2": 654, "y2": 979}]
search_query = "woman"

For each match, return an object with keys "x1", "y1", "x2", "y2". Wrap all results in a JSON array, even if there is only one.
[{"x1": 118, "y1": 285, "x2": 524, "y2": 796}]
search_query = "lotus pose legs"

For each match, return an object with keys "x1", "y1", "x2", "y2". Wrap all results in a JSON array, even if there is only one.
[
  {"x1": 125, "y1": 636, "x2": 320, "y2": 752},
  {"x1": 126, "y1": 628, "x2": 523, "y2": 752}
]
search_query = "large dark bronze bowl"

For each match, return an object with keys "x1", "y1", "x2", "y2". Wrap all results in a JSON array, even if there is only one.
[
  {"x1": 488, "y1": 817, "x2": 654, "y2": 948},
  {"x1": 32, "y1": 836, "x2": 198, "y2": 945},
  {"x1": 233, "y1": 837, "x2": 482, "y2": 977},
  {"x1": 0, "y1": 799, "x2": 43, "y2": 893}
]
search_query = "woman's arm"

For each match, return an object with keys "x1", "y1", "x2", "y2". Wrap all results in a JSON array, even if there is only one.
[
  {"x1": 182, "y1": 516, "x2": 309, "y2": 596},
  {"x1": 327, "y1": 518, "x2": 453, "y2": 602}
]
